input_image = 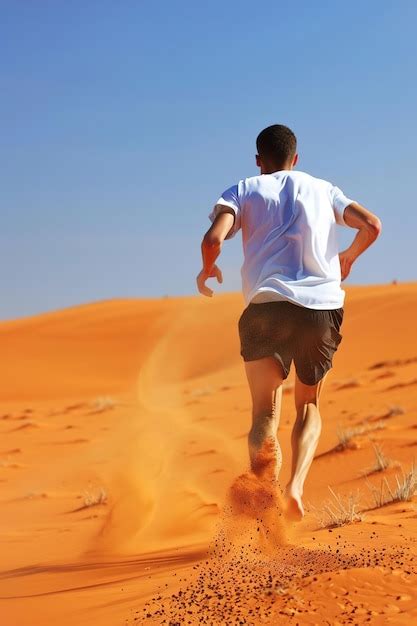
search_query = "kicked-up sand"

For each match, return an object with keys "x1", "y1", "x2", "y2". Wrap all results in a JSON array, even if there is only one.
[{"x1": 0, "y1": 283, "x2": 417, "y2": 625}]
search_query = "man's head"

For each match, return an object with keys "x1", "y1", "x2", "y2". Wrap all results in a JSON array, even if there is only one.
[{"x1": 256, "y1": 124, "x2": 298, "y2": 174}]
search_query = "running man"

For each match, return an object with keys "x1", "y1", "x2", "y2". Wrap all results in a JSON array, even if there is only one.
[{"x1": 196, "y1": 124, "x2": 381, "y2": 520}]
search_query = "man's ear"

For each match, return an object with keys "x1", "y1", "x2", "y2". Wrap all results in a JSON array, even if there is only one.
[
  {"x1": 292, "y1": 153, "x2": 299, "y2": 167},
  {"x1": 256, "y1": 154, "x2": 261, "y2": 168}
]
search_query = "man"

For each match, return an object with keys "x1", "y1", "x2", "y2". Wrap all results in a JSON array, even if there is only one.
[{"x1": 196, "y1": 124, "x2": 381, "y2": 520}]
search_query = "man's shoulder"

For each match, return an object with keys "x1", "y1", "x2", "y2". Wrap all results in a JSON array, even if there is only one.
[
  {"x1": 235, "y1": 171, "x2": 304, "y2": 188},
  {"x1": 237, "y1": 174, "x2": 264, "y2": 187},
  {"x1": 231, "y1": 170, "x2": 333, "y2": 193},
  {"x1": 286, "y1": 170, "x2": 332, "y2": 186},
  {"x1": 242, "y1": 170, "x2": 331, "y2": 183}
]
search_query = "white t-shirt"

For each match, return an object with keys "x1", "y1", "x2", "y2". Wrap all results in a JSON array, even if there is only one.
[{"x1": 209, "y1": 170, "x2": 354, "y2": 310}]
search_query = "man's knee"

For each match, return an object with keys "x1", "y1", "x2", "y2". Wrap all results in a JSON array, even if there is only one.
[
  {"x1": 295, "y1": 379, "x2": 323, "y2": 411},
  {"x1": 296, "y1": 396, "x2": 319, "y2": 412},
  {"x1": 295, "y1": 371, "x2": 327, "y2": 409}
]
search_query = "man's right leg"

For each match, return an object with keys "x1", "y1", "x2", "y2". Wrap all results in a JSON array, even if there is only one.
[
  {"x1": 285, "y1": 373, "x2": 327, "y2": 520},
  {"x1": 244, "y1": 357, "x2": 284, "y2": 483}
]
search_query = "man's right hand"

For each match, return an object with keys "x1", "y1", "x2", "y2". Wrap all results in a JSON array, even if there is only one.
[{"x1": 196, "y1": 264, "x2": 223, "y2": 297}]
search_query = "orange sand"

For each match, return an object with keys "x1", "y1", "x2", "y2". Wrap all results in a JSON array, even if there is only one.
[{"x1": 1, "y1": 283, "x2": 417, "y2": 625}]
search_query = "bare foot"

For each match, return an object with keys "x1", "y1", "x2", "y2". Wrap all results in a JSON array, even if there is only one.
[{"x1": 284, "y1": 486, "x2": 304, "y2": 522}]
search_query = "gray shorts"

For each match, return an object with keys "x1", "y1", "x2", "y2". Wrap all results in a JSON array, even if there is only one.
[{"x1": 238, "y1": 300, "x2": 344, "y2": 385}]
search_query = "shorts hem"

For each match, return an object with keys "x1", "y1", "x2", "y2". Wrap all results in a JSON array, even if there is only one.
[
  {"x1": 294, "y1": 364, "x2": 333, "y2": 386},
  {"x1": 241, "y1": 351, "x2": 290, "y2": 379}
]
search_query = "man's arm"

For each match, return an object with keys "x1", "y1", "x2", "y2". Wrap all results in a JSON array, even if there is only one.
[
  {"x1": 339, "y1": 202, "x2": 382, "y2": 280},
  {"x1": 196, "y1": 208, "x2": 235, "y2": 297}
]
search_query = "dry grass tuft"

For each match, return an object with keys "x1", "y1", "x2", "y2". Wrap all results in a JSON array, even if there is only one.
[
  {"x1": 366, "y1": 464, "x2": 417, "y2": 509},
  {"x1": 385, "y1": 405, "x2": 405, "y2": 418},
  {"x1": 90, "y1": 396, "x2": 116, "y2": 412},
  {"x1": 312, "y1": 487, "x2": 363, "y2": 528},
  {"x1": 75, "y1": 487, "x2": 108, "y2": 511},
  {"x1": 336, "y1": 426, "x2": 357, "y2": 450},
  {"x1": 360, "y1": 443, "x2": 398, "y2": 477},
  {"x1": 336, "y1": 421, "x2": 385, "y2": 451}
]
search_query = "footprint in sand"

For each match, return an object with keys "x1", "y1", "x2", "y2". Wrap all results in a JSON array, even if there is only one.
[
  {"x1": 369, "y1": 356, "x2": 417, "y2": 370},
  {"x1": 335, "y1": 379, "x2": 362, "y2": 390},
  {"x1": 11, "y1": 421, "x2": 41, "y2": 431},
  {"x1": 60, "y1": 437, "x2": 90, "y2": 444},
  {"x1": 24, "y1": 491, "x2": 48, "y2": 499},
  {"x1": 372, "y1": 370, "x2": 396, "y2": 381},
  {"x1": 189, "y1": 448, "x2": 217, "y2": 457},
  {"x1": 63, "y1": 403, "x2": 88, "y2": 413},
  {"x1": 385, "y1": 378, "x2": 417, "y2": 391},
  {"x1": 44, "y1": 436, "x2": 90, "y2": 445}
]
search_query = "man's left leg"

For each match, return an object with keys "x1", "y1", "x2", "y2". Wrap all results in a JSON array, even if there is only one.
[
  {"x1": 285, "y1": 372, "x2": 327, "y2": 519},
  {"x1": 244, "y1": 357, "x2": 284, "y2": 482}
]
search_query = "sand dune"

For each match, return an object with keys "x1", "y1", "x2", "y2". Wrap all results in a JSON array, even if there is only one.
[{"x1": 1, "y1": 283, "x2": 417, "y2": 625}]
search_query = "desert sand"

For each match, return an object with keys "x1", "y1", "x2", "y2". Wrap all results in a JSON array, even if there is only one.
[{"x1": 1, "y1": 283, "x2": 417, "y2": 625}]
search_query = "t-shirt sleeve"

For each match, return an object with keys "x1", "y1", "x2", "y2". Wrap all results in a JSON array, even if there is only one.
[
  {"x1": 208, "y1": 184, "x2": 242, "y2": 239},
  {"x1": 329, "y1": 185, "x2": 355, "y2": 226}
]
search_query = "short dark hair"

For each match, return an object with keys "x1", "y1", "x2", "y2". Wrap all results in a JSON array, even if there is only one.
[{"x1": 256, "y1": 124, "x2": 297, "y2": 165}]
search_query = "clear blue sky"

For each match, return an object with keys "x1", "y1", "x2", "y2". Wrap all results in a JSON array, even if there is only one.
[{"x1": 2, "y1": 1, "x2": 416, "y2": 319}]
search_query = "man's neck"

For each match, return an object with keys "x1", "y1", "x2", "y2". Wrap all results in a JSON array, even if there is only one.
[{"x1": 261, "y1": 161, "x2": 293, "y2": 175}]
